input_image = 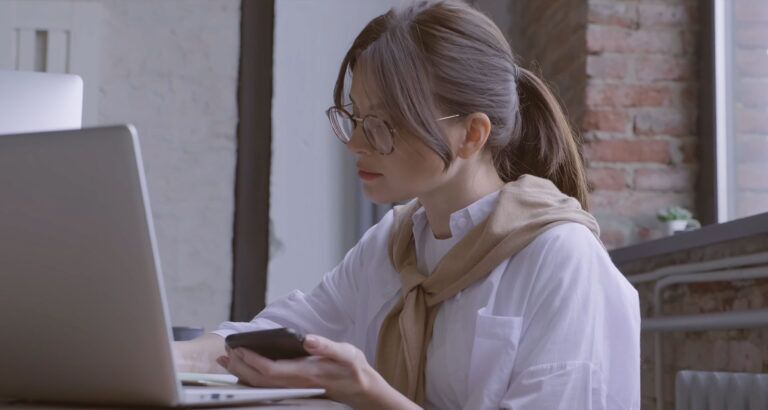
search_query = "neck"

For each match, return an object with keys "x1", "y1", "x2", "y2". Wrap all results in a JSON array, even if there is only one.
[{"x1": 418, "y1": 162, "x2": 504, "y2": 239}]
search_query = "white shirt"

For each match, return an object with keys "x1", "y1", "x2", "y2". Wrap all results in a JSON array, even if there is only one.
[{"x1": 214, "y1": 191, "x2": 641, "y2": 410}]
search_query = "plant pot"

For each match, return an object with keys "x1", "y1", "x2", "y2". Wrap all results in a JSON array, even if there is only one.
[{"x1": 666, "y1": 220, "x2": 688, "y2": 236}]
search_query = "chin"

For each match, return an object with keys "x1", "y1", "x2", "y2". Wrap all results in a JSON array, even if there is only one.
[{"x1": 362, "y1": 184, "x2": 413, "y2": 205}]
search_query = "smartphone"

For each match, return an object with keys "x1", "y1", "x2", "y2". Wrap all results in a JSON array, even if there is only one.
[{"x1": 224, "y1": 328, "x2": 310, "y2": 361}]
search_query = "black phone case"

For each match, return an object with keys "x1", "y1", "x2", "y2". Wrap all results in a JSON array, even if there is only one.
[{"x1": 225, "y1": 328, "x2": 310, "y2": 361}]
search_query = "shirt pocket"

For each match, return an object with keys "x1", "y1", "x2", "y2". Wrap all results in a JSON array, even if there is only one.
[{"x1": 466, "y1": 307, "x2": 523, "y2": 408}]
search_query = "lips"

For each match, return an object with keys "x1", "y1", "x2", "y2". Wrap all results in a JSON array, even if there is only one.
[{"x1": 357, "y1": 166, "x2": 383, "y2": 181}]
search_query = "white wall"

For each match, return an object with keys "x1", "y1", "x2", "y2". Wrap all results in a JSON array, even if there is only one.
[
  {"x1": 95, "y1": 0, "x2": 241, "y2": 331},
  {"x1": 268, "y1": 0, "x2": 404, "y2": 302},
  {"x1": 3, "y1": 0, "x2": 406, "y2": 328},
  {"x1": 0, "y1": 0, "x2": 239, "y2": 332}
]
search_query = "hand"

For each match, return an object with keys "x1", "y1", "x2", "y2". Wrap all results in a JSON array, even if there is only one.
[
  {"x1": 216, "y1": 334, "x2": 419, "y2": 410},
  {"x1": 172, "y1": 333, "x2": 228, "y2": 374}
]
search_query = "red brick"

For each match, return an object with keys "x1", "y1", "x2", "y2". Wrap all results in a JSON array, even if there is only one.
[
  {"x1": 638, "y1": 4, "x2": 693, "y2": 27},
  {"x1": 634, "y1": 226, "x2": 656, "y2": 242},
  {"x1": 737, "y1": 80, "x2": 768, "y2": 107},
  {"x1": 736, "y1": 26, "x2": 768, "y2": 48},
  {"x1": 735, "y1": 49, "x2": 768, "y2": 77},
  {"x1": 634, "y1": 167, "x2": 694, "y2": 192},
  {"x1": 735, "y1": 0, "x2": 768, "y2": 23},
  {"x1": 582, "y1": 109, "x2": 629, "y2": 132},
  {"x1": 727, "y1": 342, "x2": 764, "y2": 372},
  {"x1": 587, "y1": 26, "x2": 684, "y2": 54},
  {"x1": 584, "y1": 139, "x2": 671, "y2": 163},
  {"x1": 588, "y1": 167, "x2": 628, "y2": 191},
  {"x1": 590, "y1": 190, "x2": 691, "y2": 218},
  {"x1": 586, "y1": 84, "x2": 681, "y2": 108},
  {"x1": 587, "y1": 54, "x2": 629, "y2": 79},
  {"x1": 635, "y1": 55, "x2": 692, "y2": 81},
  {"x1": 686, "y1": 281, "x2": 730, "y2": 296},
  {"x1": 736, "y1": 163, "x2": 768, "y2": 189},
  {"x1": 588, "y1": 3, "x2": 638, "y2": 29},
  {"x1": 634, "y1": 110, "x2": 695, "y2": 136},
  {"x1": 736, "y1": 108, "x2": 768, "y2": 134},
  {"x1": 599, "y1": 228, "x2": 626, "y2": 249}
]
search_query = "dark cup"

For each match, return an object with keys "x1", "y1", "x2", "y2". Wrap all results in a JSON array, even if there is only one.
[{"x1": 172, "y1": 326, "x2": 204, "y2": 341}]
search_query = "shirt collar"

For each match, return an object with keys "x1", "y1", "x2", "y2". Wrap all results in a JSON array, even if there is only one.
[{"x1": 410, "y1": 189, "x2": 500, "y2": 239}]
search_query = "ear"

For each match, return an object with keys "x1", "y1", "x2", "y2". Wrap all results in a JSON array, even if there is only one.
[{"x1": 456, "y1": 113, "x2": 492, "y2": 160}]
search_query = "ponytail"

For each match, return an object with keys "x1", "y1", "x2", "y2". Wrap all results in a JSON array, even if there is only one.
[
  {"x1": 334, "y1": 1, "x2": 590, "y2": 210},
  {"x1": 493, "y1": 66, "x2": 590, "y2": 210}
]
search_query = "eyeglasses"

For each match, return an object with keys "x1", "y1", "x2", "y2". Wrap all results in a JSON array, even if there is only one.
[{"x1": 326, "y1": 104, "x2": 461, "y2": 155}]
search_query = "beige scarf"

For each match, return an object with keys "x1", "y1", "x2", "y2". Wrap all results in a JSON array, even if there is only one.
[{"x1": 374, "y1": 175, "x2": 601, "y2": 405}]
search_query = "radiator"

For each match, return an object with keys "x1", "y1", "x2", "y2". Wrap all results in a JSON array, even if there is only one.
[{"x1": 675, "y1": 371, "x2": 768, "y2": 410}]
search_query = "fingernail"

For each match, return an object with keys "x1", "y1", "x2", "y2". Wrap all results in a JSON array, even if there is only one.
[{"x1": 304, "y1": 335, "x2": 319, "y2": 349}]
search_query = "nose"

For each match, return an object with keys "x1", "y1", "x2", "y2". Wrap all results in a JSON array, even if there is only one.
[{"x1": 345, "y1": 126, "x2": 373, "y2": 156}]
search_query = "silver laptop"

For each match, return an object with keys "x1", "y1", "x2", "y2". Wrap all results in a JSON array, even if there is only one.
[
  {"x1": 0, "y1": 125, "x2": 324, "y2": 406},
  {"x1": 0, "y1": 70, "x2": 83, "y2": 135}
]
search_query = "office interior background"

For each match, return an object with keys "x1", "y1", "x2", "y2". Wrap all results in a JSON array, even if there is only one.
[{"x1": 2, "y1": 0, "x2": 767, "y2": 408}]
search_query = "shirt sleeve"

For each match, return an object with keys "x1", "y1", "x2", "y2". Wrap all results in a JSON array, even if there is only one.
[
  {"x1": 498, "y1": 224, "x2": 641, "y2": 410},
  {"x1": 211, "y1": 213, "x2": 390, "y2": 343}
]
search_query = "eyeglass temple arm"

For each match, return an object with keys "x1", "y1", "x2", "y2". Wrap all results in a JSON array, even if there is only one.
[{"x1": 437, "y1": 114, "x2": 461, "y2": 121}]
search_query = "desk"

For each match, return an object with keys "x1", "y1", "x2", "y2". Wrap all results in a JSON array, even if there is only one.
[{"x1": 0, "y1": 399, "x2": 351, "y2": 409}]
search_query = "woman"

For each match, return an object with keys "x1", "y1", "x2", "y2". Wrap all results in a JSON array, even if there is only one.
[{"x1": 174, "y1": 1, "x2": 640, "y2": 409}]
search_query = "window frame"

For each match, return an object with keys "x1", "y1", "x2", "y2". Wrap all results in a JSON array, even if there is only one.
[{"x1": 697, "y1": 0, "x2": 719, "y2": 225}]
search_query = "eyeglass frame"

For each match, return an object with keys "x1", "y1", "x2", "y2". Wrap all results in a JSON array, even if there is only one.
[{"x1": 325, "y1": 104, "x2": 462, "y2": 155}]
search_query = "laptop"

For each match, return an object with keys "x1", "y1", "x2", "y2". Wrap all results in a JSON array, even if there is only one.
[{"x1": 0, "y1": 125, "x2": 324, "y2": 406}]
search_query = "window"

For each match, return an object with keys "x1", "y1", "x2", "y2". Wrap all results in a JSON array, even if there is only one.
[{"x1": 714, "y1": 0, "x2": 768, "y2": 221}]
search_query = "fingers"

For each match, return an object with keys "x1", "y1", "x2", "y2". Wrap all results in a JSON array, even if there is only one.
[
  {"x1": 216, "y1": 355, "x2": 229, "y2": 369},
  {"x1": 218, "y1": 348, "x2": 319, "y2": 388},
  {"x1": 220, "y1": 351, "x2": 281, "y2": 388},
  {"x1": 303, "y1": 334, "x2": 361, "y2": 366}
]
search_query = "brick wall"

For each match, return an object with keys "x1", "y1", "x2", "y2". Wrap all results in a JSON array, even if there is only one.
[
  {"x1": 733, "y1": 0, "x2": 768, "y2": 219},
  {"x1": 493, "y1": 0, "x2": 768, "y2": 409},
  {"x1": 618, "y1": 238, "x2": 768, "y2": 410},
  {"x1": 583, "y1": 0, "x2": 699, "y2": 249},
  {"x1": 497, "y1": 2, "x2": 768, "y2": 409},
  {"x1": 501, "y1": 0, "x2": 700, "y2": 249}
]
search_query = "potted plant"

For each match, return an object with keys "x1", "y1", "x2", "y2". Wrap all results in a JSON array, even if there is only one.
[{"x1": 657, "y1": 206, "x2": 700, "y2": 236}]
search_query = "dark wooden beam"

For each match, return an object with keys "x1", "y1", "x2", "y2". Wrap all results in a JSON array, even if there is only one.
[
  {"x1": 696, "y1": 0, "x2": 718, "y2": 225},
  {"x1": 231, "y1": 0, "x2": 274, "y2": 321}
]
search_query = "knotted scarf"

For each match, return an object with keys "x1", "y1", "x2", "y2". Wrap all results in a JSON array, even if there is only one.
[{"x1": 375, "y1": 175, "x2": 601, "y2": 404}]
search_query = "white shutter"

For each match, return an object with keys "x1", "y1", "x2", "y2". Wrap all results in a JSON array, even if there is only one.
[{"x1": 0, "y1": 0, "x2": 102, "y2": 125}]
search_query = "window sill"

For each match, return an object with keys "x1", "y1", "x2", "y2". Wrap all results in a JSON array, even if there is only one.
[{"x1": 609, "y1": 211, "x2": 768, "y2": 267}]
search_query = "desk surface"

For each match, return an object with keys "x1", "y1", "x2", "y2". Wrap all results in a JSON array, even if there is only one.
[{"x1": 0, "y1": 399, "x2": 350, "y2": 409}]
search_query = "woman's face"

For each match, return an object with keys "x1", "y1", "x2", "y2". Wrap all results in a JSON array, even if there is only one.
[{"x1": 347, "y1": 68, "x2": 460, "y2": 204}]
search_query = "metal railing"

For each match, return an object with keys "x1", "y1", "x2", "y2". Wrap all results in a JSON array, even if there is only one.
[{"x1": 629, "y1": 251, "x2": 768, "y2": 410}]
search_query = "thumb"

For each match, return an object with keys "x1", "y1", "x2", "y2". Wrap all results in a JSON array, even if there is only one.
[{"x1": 303, "y1": 334, "x2": 357, "y2": 364}]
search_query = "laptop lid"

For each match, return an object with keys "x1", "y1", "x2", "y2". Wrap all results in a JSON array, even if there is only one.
[{"x1": 0, "y1": 125, "x2": 181, "y2": 406}]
